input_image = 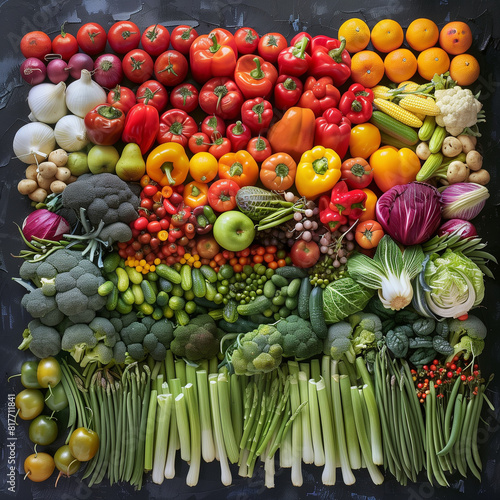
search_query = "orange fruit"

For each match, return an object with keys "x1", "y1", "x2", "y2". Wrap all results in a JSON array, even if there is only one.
[
  {"x1": 406, "y1": 18, "x2": 439, "y2": 51},
  {"x1": 439, "y1": 21, "x2": 473, "y2": 55},
  {"x1": 449, "y1": 53, "x2": 480, "y2": 86},
  {"x1": 384, "y1": 48, "x2": 417, "y2": 83},
  {"x1": 350, "y1": 50, "x2": 385, "y2": 87},
  {"x1": 417, "y1": 47, "x2": 450, "y2": 80},
  {"x1": 338, "y1": 18, "x2": 371, "y2": 53},
  {"x1": 370, "y1": 19, "x2": 404, "y2": 53}
]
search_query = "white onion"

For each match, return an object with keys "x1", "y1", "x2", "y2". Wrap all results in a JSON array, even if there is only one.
[
  {"x1": 13, "y1": 122, "x2": 56, "y2": 164},
  {"x1": 66, "y1": 69, "x2": 107, "y2": 118},
  {"x1": 27, "y1": 81, "x2": 68, "y2": 124},
  {"x1": 54, "y1": 115, "x2": 89, "y2": 152}
]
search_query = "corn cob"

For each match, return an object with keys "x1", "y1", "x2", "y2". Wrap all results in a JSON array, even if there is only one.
[
  {"x1": 373, "y1": 98, "x2": 423, "y2": 128},
  {"x1": 371, "y1": 85, "x2": 392, "y2": 100},
  {"x1": 397, "y1": 81, "x2": 420, "y2": 92},
  {"x1": 399, "y1": 94, "x2": 441, "y2": 116}
]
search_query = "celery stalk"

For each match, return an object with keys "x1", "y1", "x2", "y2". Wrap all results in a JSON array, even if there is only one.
[
  {"x1": 315, "y1": 378, "x2": 336, "y2": 485},
  {"x1": 174, "y1": 393, "x2": 191, "y2": 461},
  {"x1": 151, "y1": 393, "x2": 172, "y2": 485},
  {"x1": 196, "y1": 370, "x2": 215, "y2": 463},
  {"x1": 298, "y1": 371, "x2": 314, "y2": 465},
  {"x1": 218, "y1": 372, "x2": 240, "y2": 464},
  {"x1": 310, "y1": 359, "x2": 321, "y2": 382},
  {"x1": 362, "y1": 383, "x2": 383, "y2": 466},
  {"x1": 143, "y1": 388, "x2": 158, "y2": 472},
  {"x1": 321, "y1": 356, "x2": 332, "y2": 408},
  {"x1": 308, "y1": 379, "x2": 325, "y2": 467},
  {"x1": 339, "y1": 375, "x2": 361, "y2": 469},
  {"x1": 175, "y1": 359, "x2": 186, "y2": 386},
  {"x1": 230, "y1": 372, "x2": 244, "y2": 445},
  {"x1": 184, "y1": 383, "x2": 201, "y2": 487}
]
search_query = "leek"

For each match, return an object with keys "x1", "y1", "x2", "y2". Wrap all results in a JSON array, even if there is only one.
[
  {"x1": 289, "y1": 375, "x2": 303, "y2": 486},
  {"x1": 218, "y1": 372, "x2": 240, "y2": 464},
  {"x1": 308, "y1": 378, "x2": 325, "y2": 467},
  {"x1": 298, "y1": 371, "x2": 314, "y2": 465}
]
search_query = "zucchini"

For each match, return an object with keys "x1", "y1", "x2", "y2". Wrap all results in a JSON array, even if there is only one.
[
  {"x1": 199, "y1": 264, "x2": 218, "y2": 283},
  {"x1": 271, "y1": 274, "x2": 288, "y2": 288},
  {"x1": 275, "y1": 266, "x2": 308, "y2": 279},
  {"x1": 249, "y1": 313, "x2": 275, "y2": 324},
  {"x1": 309, "y1": 287, "x2": 328, "y2": 339},
  {"x1": 140, "y1": 280, "x2": 157, "y2": 305},
  {"x1": 297, "y1": 278, "x2": 312, "y2": 320},
  {"x1": 155, "y1": 264, "x2": 182, "y2": 284},
  {"x1": 416, "y1": 152, "x2": 444, "y2": 182},
  {"x1": 370, "y1": 110, "x2": 419, "y2": 145},
  {"x1": 180, "y1": 264, "x2": 192, "y2": 291},
  {"x1": 418, "y1": 115, "x2": 436, "y2": 142},
  {"x1": 191, "y1": 267, "x2": 207, "y2": 298},
  {"x1": 428, "y1": 125, "x2": 447, "y2": 154},
  {"x1": 223, "y1": 300, "x2": 239, "y2": 323},
  {"x1": 237, "y1": 296, "x2": 272, "y2": 316}
]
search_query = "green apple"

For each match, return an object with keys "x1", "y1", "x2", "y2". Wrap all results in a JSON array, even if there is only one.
[
  {"x1": 213, "y1": 211, "x2": 255, "y2": 252},
  {"x1": 66, "y1": 152, "x2": 90, "y2": 176},
  {"x1": 115, "y1": 143, "x2": 146, "y2": 181},
  {"x1": 87, "y1": 145, "x2": 120, "y2": 174}
]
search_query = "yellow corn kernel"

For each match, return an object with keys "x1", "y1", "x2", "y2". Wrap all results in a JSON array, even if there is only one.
[
  {"x1": 373, "y1": 98, "x2": 423, "y2": 127},
  {"x1": 398, "y1": 94, "x2": 441, "y2": 116},
  {"x1": 371, "y1": 85, "x2": 392, "y2": 100}
]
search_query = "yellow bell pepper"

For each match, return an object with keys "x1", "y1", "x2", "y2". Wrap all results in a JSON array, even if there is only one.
[
  {"x1": 370, "y1": 146, "x2": 420, "y2": 192},
  {"x1": 146, "y1": 142, "x2": 190, "y2": 187},
  {"x1": 295, "y1": 145, "x2": 341, "y2": 199}
]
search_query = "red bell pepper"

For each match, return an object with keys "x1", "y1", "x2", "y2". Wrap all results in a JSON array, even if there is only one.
[
  {"x1": 309, "y1": 35, "x2": 351, "y2": 87},
  {"x1": 297, "y1": 76, "x2": 341, "y2": 117},
  {"x1": 121, "y1": 101, "x2": 159, "y2": 154},
  {"x1": 290, "y1": 32, "x2": 313, "y2": 54},
  {"x1": 241, "y1": 97, "x2": 273, "y2": 135},
  {"x1": 226, "y1": 121, "x2": 252, "y2": 151},
  {"x1": 84, "y1": 105, "x2": 125, "y2": 146},
  {"x1": 201, "y1": 114, "x2": 226, "y2": 141},
  {"x1": 234, "y1": 54, "x2": 278, "y2": 100},
  {"x1": 314, "y1": 108, "x2": 351, "y2": 159},
  {"x1": 274, "y1": 75, "x2": 303, "y2": 111},
  {"x1": 157, "y1": 108, "x2": 198, "y2": 147},
  {"x1": 189, "y1": 28, "x2": 238, "y2": 83},
  {"x1": 198, "y1": 77, "x2": 244, "y2": 120},
  {"x1": 319, "y1": 195, "x2": 347, "y2": 231},
  {"x1": 338, "y1": 83, "x2": 374, "y2": 124},
  {"x1": 328, "y1": 181, "x2": 367, "y2": 219},
  {"x1": 277, "y1": 36, "x2": 311, "y2": 77}
]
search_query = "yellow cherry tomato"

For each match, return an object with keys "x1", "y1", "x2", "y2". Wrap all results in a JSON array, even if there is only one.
[
  {"x1": 349, "y1": 123, "x2": 381, "y2": 159},
  {"x1": 189, "y1": 152, "x2": 219, "y2": 183}
]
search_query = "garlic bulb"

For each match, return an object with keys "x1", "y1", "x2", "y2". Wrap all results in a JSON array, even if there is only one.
[
  {"x1": 54, "y1": 115, "x2": 89, "y2": 152},
  {"x1": 27, "y1": 81, "x2": 68, "y2": 124},
  {"x1": 13, "y1": 122, "x2": 56, "y2": 164},
  {"x1": 66, "y1": 69, "x2": 107, "y2": 118}
]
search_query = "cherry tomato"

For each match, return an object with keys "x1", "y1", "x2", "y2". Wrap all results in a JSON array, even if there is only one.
[
  {"x1": 54, "y1": 445, "x2": 81, "y2": 482},
  {"x1": 139, "y1": 233, "x2": 151, "y2": 245},
  {"x1": 188, "y1": 132, "x2": 210, "y2": 154},
  {"x1": 20, "y1": 31, "x2": 52, "y2": 59},
  {"x1": 37, "y1": 356, "x2": 61, "y2": 389},
  {"x1": 155, "y1": 205, "x2": 167, "y2": 219},
  {"x1": 170, "y1": 25, "x2": 198, "y2": 55},
  {"x1": 154, "y1": 50, "x2": 189, "y2": 87},
  {"x1": 170, "y1": 83, "x2": 199, "y2": 113},
  {"x1": 201, "y1": 115, "x2": 226, "y2": 140},
  {"x1": 141, "y1": 198, "x2": 154, "y2": 211},
  {"x1": 44, "y1": 382, "x2": 69, "y2": 412},
  {"x1": 108, "y1": 20, "x2": 141, "y2": 54},
  {"x1": 20, "y1": 360, "x2": 42, "y2": 389},
  {"x1": 76, "y1": 22, "x2": 107, "y2": 56},
  {"x1": 258, "y1": 32, "x2": 287, "y2": 63},
  {"x1": 24, "y1": 452, "x2": 55, "y2": 482},
  {"x1": 141, "y1": 24, "x2": 170, "y2": 57},
  {"x1": 107, "y1": 85, "x2": 136, "y2": 114},
  {"x1": 69, "y1": 427, "x2": 100, "y2": 462},
  {"x1": 122, "y1": 49, "x2": 154, "y2": 83},
  {"x1": 136, "y1": 80, "x2": 168, "y2": 112},
  {"x1": 142, "y1": 184, "x2": 159, "y2": 197},
  {"x1": 289, "y1": 240, "x2": 320, "y2": 268},
  {"x1": 234, "y1": 27, "x2": 260, "y2": 54},
  {"x1": 208, "y1": 137, "x2": 232, "y2": 160},
  {"x1": 355, "y1": 220, "x2": 385, "y2": 249},
  {"x1": 51, "y1": 25, "x2": 78, "y2": 61},
  {"x1": 147, "y1": 220, "x2": 162, "y2": 233},
  {"x1": 29, "y1": 415, "x2": 58, "y2": 446},
  {"x1": 15, "y1": 389, "x2": 44, "y2": 420}
]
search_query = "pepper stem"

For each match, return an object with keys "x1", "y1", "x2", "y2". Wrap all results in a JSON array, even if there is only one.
[
  {"x1": 292, "y1": 36, "x2": 309, "y2": 59},
  {"x1": 169, "y1": 121, "x2": 183, "y2": 136},
  {"x1": 191, "y1": 185, "x2": 201, "y2": 197},
  {"x1": 250, "y1": 57, "x2": 265, "y2": 80},
  {"x1": 232, "y1": 120, "x2": 244, "y2": 135},
  {"x1": 252, "y1": 102, "x2": 264, "y2": 123},
  {"x1": 209, "y1": 33, "x2": 221, "y2": 53},
  {"x1": 351, "y1": 99, "x2": 363, "y2": 112},
  {"x1": 229, "y1": 162, "x2": 244, "y2": 177},
  {"x1": 328, "y1": 36, "x2": 347, "y2": 63},
  {"x1": 213, "y1": 85, "x2": 228, "y2": 111},
  {"x1": 350, "y1": 162, "x2": 370, "y2": 178},
  {"x1": 161, "y1": 162, "x2": 176, "y2": 185},
  {"x1": 312, "y1": 157, "x2": 329, "y2": 175},
  {"x1": 274, "y1": 163, "x2": 289, "y2": 179},
  {"x1": 97, "y1": 106, "x2": 123, "y2": 119},
  {"x1": 283, "y1": 77, "x2": 297, "y2": 90}
]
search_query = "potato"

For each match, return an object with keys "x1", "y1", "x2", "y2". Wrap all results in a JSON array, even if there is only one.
[
  {"x1": 37, "y1": 173, "x2": 55, "y2": 191},
  {"x1": 468, "y1": 169, "x2": 490, "y2": 185},
  {"x1": 37, "y1": 161, "x2": 58, "y2": 179},
  {"x1": 416, "y1": 142, "x2": 431, "y2": 161},
  {"x1": 49, "y1": 180, "x2": 67, "y2": 194},
  {"x1": 466, "y1": 150, "x2": 483, "y2": 171},
  {"x1": 442, "y1": 137, "x2": 463, "y2": 157},
  {"x1": 25, "y1": 164, "x2": 38, "y2": 180},
  {"x1": 55, "y1": 167, "x2": 72, "y2": 182},
  {"x1": 48, "y1": 148, "x2": 68, "y2": 167},
  {"x1": 457, "y1": 135, "x2": 477, "y2": 153},
  {"x1": 17, "y1": 179, "x2": 38, "y2": 195},
  {"x1": 28, "y1": 187, "x2": 48, "y2": 202}
]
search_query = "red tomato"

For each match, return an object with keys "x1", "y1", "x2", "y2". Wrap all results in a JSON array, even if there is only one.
[
  {"x1": 234, "y1": 27, "x2": 260, "y2": 54},
  {"x1": 258, "y1": 32, "x2": 287, "y2": 63},
  {"x1": 108, "y1": 20, "x2": 141, "y2": 54},
  {"x1": 154, "y1": 50, "x2": 189, "y2": 87},
  {"x1": 136, "y1": 80, "x2": 169, "y2": 112},
  {"x1": 141, "y1": 24, "x2": 170, "y2": 56},
  {"x1": 51, "y1": 27, "x2": 78, "y2": 61},
  {"x1": 20, "y1": 31, "x2": 52, "y2": 59},
  {"x1": 208, "y1": 137, "x2": 232, "y2": 159},
  {"x1": 289, "y1": 240, "x2": 320, "y2": 268},
  {"x1": 201, "y1": 115, "x2": 226, "y2": 140},
  {"x1": 76, "y1": 23, "x2": 107, "y2": 55},
  {"x1": 246, "y1": 136, "x2": 272, "y2": 162},
  {"x1": 355, "y1": 220, "x2": 385, "y2": 249},
  {"x1": 170, "y1": 25, "x2": 198, "y2": 55},
  {"x1": 170, "y1": 83, "x2": 199, "y2": 113},
  {"x1": 107, "y1": 85, "x2": 136, "y2": 114},
  {"x1": 122, "y1": 49, "x2": 154, "y2": 83},
  {"x1": 188, "y1": 132, "x2": 210, "y2": 154},
  {"x1": 340, "y1": 157, "x2": 374, "y2": 189}
]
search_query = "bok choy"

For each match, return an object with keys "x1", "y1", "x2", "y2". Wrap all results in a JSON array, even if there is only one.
[{"x1": 347, "y1": 235, "x2": 425, "y2": 311}]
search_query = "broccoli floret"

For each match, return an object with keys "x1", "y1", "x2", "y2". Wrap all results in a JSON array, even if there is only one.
[
  {"x1": 277, "y1": 315, "x2": 323, "y2": 361},
  {"x1": 127, "y1": 343, "x2": 146, "y2": 361},
  {"x1": 143, "y1": 332, "x2": 159, "y2": 353},
  {"x1": 141, "y1": 316, "x2": 156, "y2": 332},
  {"x1": 21, "y1": 288, "x2": 58, "y2": 318},
  {"x1": 150, "y1": 342, "x2": 167, "y2": 362},
  {"x1": 323, "y1": 321, "x2": 356, "y2": 362},
  {"x1": 113, "y1": 341, "x2": 127, "y2": 364},
  {"x1": 81, "y1": 343, "x2": 114, "y2": 367},
  {"x1": 171, "y1": 314, "x2": 223, "y2": 362},
  {"x1": 121, "y1": 322, "x2": 149, "y2": 344},
  {"x1": 56, "y1": 288, "x2": 90, "y2": 316},
  {"x1": 447, "y1": 315, "x2": 487, "y2": 363},
  {"x1": 99, "y1": 222, "x2": 133, "y2": 244},
  {"x1": 89, "y1": 317, "x2": 117, "y2": 347},
  {"x1": 77, "y1": 273, "x2": 102, "y2": 296},
  {"x1": 18, "y1": 319, "x2": 61, "y2": 359},
  {"x1": 149, "y1": 319, "x2": 174, "y2": 347},
  {"x1": 120, "y1": 311, "x2": 138, "y2": 328},
  {"x1": 109, "y1": 317, "x2": 124, "y2": 332},
  {"x1": 39, "y1": 308, "x2": 65, "y2": 327},
  {"x1": 67, "y1": 310, "x2": 97, "y2": 324},
  {"x1": 54, "y1": 273, "x2": 77, "y2": 293},
  {"x1": 39, "y1": 277, "x2": 56, "y2": 297},
  {"x1": 61, "y1": 323, "x2": 98, "y2": 363},
  {"x1": 45, "y1": 249, "x2": 82, "y2": 273},
  {"x1": 230, "y1": 323, "x2": 283, "y2": 375},
  {"x1": 35, "y1": 262, "x2": 58, "y2": 280}
]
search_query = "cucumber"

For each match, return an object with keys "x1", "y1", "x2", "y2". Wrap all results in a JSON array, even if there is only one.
[
  {"x1": 237, "y1": 296, "x2": 272, "y2": 316},
  {"x1": 115, "y1": 267, "x2": 130, "y2": 292},
  {"x1": 271, "y1": 274, "x2": 288, "y2": 288},
  {"x1": 152, "y1": 307, "x2": 164, "y2": 320},
  {"x1": 132, "y1": 283, "x2": 145, "y2": 305},
  {"x1": 194, "y1": 296, "x2": 218, "y2": 309},
  {"x1": 191, "y1": 267, "x2": 207, "y2": 298},
  {"x1": 297, "y1": 278, "x2": 312, "y2": 320},
  {"x1": 98, "y1": 280, "x2": 115, "y2": 297},
  {"x1": 146, "y1": 271, "x2": 158, "y2": 282},
  {"x1": 208, "y1": 309, "x2": 224, "y2": 321},
  {"x1": 199, "y1": 265, "x2": 217, "y2": 283},
  {"x1": 418, "y1": 115, "x2": 436, "y2": 142},
  {"x1": 370, "y1": 110, "x2": 419, "y2": 145},
  {"x1": 116, "y1": 297, "x2": 133, "y2": 314},
  {"x1": 169, "y1": 296, "x2": 186, "y2": 311},
  {"x1": 102, "y1": 252, "x2": 121, "y2": 274},
  {"x1": 156, "y1": 291, "x2": 169, "y2": 308},
  {"x1": 218, "y1": 318, "x2": 258, "y2": 334},
  {"x1": 249, "y1": 313, "x2": 275, "y2": 324},
  {"x1": 275, "y1": 266, "x2": 308, "y2": 279},
  {"x1": 416, "y1": 152, "x2": 444, "y2": 182},
  {"x1": 263, "y1": 280, "x2": 277, "y2": 298},
  {"x1": 180, "y1": 264, "x2": 192, "y2": 291},
  {"x1": 175, "y1": 309, "x2": 190, "y2": 326},
  {"x1": 309, "y1": 286, "x2": 328, "y2": 339},
  {"x1": 429, "y1": 125, "x2": 447, "y2": 154},
  {"x1": 121, "y1": 288, "x2": 135, "y2": 305},
  {"x1": 140, "y1": 280, "x2": 157, "y2": 305},
  {"x1": 287, "y1": 278, "x2": 301, "y2": 298},
  {"x1": 285, "y1": 295, "x2": 298, "y2": 311},
  {"x1": 205, "y1": 282, "x2": 217, "y2": 302},
  {"x1": 137, "y1": 302, "x2": 154, "y2": 316},
  {"x1": 223, "y1": 300, "x2": 239, "y2": 323},
  {"x1": 125, "y1": 266, "x2": 143, "y2": 284},
  {"x1": 155, "y1": 264, "x2": 182, "y2": 284},
  {"x1": 158, "y1": 278, "x2": 173, "y2": 293},
  {"x1": 105, "y1": 286, "x2": 118, "y2": 311}
]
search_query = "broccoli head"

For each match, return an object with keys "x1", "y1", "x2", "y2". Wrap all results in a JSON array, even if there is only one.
[
  {"x1": 446, "y1": 315, "x2": 487, "y2": 363},
  {"x1": 18, "y1": 319, "x2": 61, "y2": 359},
  {"x1": 113, "y1": 341, "x2": 127, "y2": 364},
  {"x1": 171, "y1": 314, "x2": 223, "y2": 362},
  {"x1": 323, "y1": 321, "x2": 356, "y2": 362},
  {"x1": 88, "y1": 317, "x2": 118, "y2": 347},
  {"x1": 127, "y1": 343, "x2": 146, "y2": 362},
  {"x1": 61, "y1": 323, "x2": 98, "y2": 363},
  {"x1": 81, "y1": 343, "x2": 114, "y2": 367},
  {"x1": 149, "y1": 319, "x2": 174, "y2": 347},
  {"x1": 230, "y1": 324, "x2": 283, "y2": 376},
  {"x1": 120, "y1": 322, "x2": 148, "y2": 345},
  {"x1": 277, "y1": 315, "x2": 323, "y2": 361}
]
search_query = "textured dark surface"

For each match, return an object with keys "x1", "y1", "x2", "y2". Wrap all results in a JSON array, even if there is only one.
[{"x1": 0, "y1": 1, "x2": 499, "y2": 499}]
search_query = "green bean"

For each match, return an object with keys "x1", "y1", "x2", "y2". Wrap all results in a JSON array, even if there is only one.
[
  {"x1": 471, "y1": 386, "x2": 485, "y2": 471},
  {"x1": 81, "y1": 379, "x2": 101, "y2": 479},
  {"x1": 113, "y1": 383, "x2": 123, "y2": 482},
  {"x1": 453, "y1": 395, "x2": 468, "y2": 477},
  {"x1": 465, "y1": 392, "x2": 482, "y2": 481},
  {"x1": 438, "y1": 393, "x2": 463, "y2": 457},
  {"x1": 444, "y1": 376, "x2": 462, "y2": 443},
  {"x1": 132, "y1": 371, "x2": 151, "y2": 488},
  {"x1": 429, "y1": 384, "x2": 449, "y2": 487},
  {"x1": 88, "y1": 382, "x2": 108, "y2": 487}
]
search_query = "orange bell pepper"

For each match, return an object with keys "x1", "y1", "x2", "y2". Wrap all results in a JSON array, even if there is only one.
[
  {"x1": 146, "y1": 142, "x2": 190, "y2": 187},
  {"x1": 266, "y1": 106, "x2": 315, "y2": 163},
  {"x1": 260, "y1": 152, "x2": 297, "y2": 191},
  {"x1": 218, "y1": 150, "x2": 259, "y2": 187},
  {"x1": 369, "y1": 146, "x2": 421, "y2": 192},
  {"x1": 183, "y1": 181, "x2": 209, "y2": 208},
  {"x1": 358, "y1": 188, "x2": 377, "y2": 221}
]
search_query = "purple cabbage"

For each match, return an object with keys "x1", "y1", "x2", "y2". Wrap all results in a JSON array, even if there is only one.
[
  {"x1": 438, "y1": 219, "x2": 477, "y2": 239},
  {"x1": 375, "y1": 182, "x2": 442, "y2": 246}
]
